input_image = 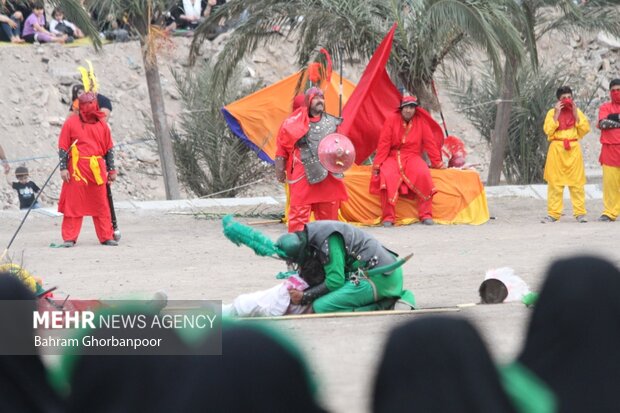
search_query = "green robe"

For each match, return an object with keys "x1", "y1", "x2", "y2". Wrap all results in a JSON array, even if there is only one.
[{"x1": 312, "y1": 234, "x2": 415, "y2": 313}]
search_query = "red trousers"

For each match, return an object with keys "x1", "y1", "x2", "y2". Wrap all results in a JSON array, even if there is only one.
[
  {"x1": 62, "y1": 215, "x2": 113, "y2": 243},
  {"x1": 381, "y1": 193, "x2": 433, "y2": 223},
  {"x1": 288, "y1": 201, "x2": 340, "y2": 232}
]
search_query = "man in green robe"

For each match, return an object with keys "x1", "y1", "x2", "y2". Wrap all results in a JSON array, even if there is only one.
[{"x1": 276, "y1": 220, "x2": 416, "y2": 313}]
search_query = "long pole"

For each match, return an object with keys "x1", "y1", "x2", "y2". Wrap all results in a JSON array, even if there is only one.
[
  {"x1": 106, "y1": 183, "x2": 121, "y2": 241},
  {"x1": 338, "y1": 46, "x2": 344, "y2": 117},
  {"x1": 0, "y1": 141, "x2": 76, "y2": 262},
  {"x1": 431, "y1": 80, "x2": 449, "y2": 137}
]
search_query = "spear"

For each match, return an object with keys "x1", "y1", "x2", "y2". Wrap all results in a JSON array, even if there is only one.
[{"x1": 1, "y1": 141, "x2": 76, "y2": 262}]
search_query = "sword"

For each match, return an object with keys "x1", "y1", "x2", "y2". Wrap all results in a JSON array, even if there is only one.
[
  {"x1": 364, "y1": 253, "x2": 413, "y2": 276},
  {"x1": 106, "y1": 183, "x2": 121, "y2": 241}
]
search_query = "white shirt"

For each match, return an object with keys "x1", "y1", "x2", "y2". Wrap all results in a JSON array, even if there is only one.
[
  {"x1": 182, "y1": 0, "x2": 202, "y2": 19},
  {"x1": 49, "y1": 18, "x2": 77, "y2": 35}
]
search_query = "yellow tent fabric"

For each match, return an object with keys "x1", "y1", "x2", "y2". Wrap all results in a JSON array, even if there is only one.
[
  {"x1": 284, "y1": 166, "x2": 489, "y2": 226},
  {"x1": 222, "y1": 71, "x2": 356, "y2": 162},
  {"x1": 339, "y1": 166, "x2": 489, "y2": 225}
]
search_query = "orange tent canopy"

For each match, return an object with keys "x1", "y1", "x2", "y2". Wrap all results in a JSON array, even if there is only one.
[
  {"x1": 222, "y1": 70, "x2": 489, "y2": 226},
  {"x1": 222, "y1": 72, "x2": 356, "y2": 163}
]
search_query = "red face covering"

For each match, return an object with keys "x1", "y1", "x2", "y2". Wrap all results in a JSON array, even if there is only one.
[
  {"x1": 78, "y1": 92, "x2": 106, "y2": 124},
  {"x1": 561, "y1": 97, "x2": 573, "y2": 109},
  {"x1": 558, "y1": 97, "x2": 576, "y2": 131},
  {"x1": 611, "y1": 90, "x2": 620, "y2": 104}
]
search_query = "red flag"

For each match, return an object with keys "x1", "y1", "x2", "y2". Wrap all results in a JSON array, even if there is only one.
[{"x1": 340, "y1": 23, "x2": 401, "y2": 164}]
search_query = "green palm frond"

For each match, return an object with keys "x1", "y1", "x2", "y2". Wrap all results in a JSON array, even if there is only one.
[
  {"x1": 190, "y1": 0, "x2": 523, "y2": 105},
  {"x1": 536, "y1": 1, "x2": 620, "y2": 39},
  {"x1": 171, "y1": 61, "x2": 264, "y2": 197}
]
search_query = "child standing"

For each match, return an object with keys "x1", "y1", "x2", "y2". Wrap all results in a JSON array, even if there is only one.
[{"x1": 6, "y1": 166, "x2": 43, "y2": 210}]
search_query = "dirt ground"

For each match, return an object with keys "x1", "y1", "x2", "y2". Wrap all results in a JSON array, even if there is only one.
[{"x1": 0, "y1": 196, "x2": 618, "y2": 413}]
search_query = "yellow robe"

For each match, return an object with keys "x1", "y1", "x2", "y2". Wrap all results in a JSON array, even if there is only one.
[{"x1": 543, "y1": 109, "x2": 590, "y2": 186}]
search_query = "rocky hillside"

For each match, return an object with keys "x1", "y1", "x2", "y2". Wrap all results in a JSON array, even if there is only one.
[{"x1": 0, "y1": 26, "x2": 618, "y2": 210}]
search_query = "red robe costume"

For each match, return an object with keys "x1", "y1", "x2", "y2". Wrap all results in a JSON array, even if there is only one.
[
  {"x1": 371, "y1": 109, "x2": 444, "y2": 223},
  {"x1": 276, "y1": 107, "x2": 348, "y2": 232},
  {"x1": 58, "y1": 99, "x2": 114, "y2": 243},
  {"x1": 597, "y1": 96, "x2": 620, "y2": 220},
  {"x1": 598, "y1": 100, "x2": 620, "y2": 167}
]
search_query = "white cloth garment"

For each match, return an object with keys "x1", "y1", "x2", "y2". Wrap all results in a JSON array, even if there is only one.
[
  {"x1": 182, "y1": 0, "x2": 202, "y2": 19},
  {"x1": 484, "y1": 267, "x2": 531, "y2": 302},
  {"x1": 223, "y1": 274, "x2": 310, "y2": 317}
]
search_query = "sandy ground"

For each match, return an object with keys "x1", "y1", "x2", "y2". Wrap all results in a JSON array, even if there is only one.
[{"x1": 0, "y1": 196, "x2": 618, "y2": 412}]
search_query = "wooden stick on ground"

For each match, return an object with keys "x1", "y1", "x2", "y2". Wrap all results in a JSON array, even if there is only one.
[
  {"x1": 247, "y1": 219, "x2": 282, "y2": 226},
  {"x1": 237, "y1": 306, "x2": 461, "y2": 321}
]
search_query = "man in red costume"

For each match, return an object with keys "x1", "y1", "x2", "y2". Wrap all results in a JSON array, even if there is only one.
[
  {"x1": 597, "y1": 78, "x2": 620, "y2": 222},
  {"x1": 275, "y1": 87, "x2": 348, "y2": 232},
  {"x1": 57, "y1": 92, "x2": 118, "y2": 247},
  {"x1": 371, "y1": 96, "x2": 445, "y2": 227}
]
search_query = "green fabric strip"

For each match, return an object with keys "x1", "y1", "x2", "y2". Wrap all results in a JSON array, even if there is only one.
[{"x1": 500, "y1": 362, "x2": 557, "y2": 413}]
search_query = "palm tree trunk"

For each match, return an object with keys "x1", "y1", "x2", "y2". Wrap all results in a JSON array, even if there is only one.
[
  {"x1": 401, "y1": 77, "x2": 439, "y2": 112},
  {"x1": 141, "y1": 42, "x2": 181, "y2": 200},
  {"x1": 487, "y1": 54, "x2": 517, "y2": 186},
  {"x1": 414, "y1": 80, "x2": 440, "y2": 112}
]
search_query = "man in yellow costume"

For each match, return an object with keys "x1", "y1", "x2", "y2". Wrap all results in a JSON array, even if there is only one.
[{"x1": 542, "y1": 86, "x2": 590, "y2": 223}]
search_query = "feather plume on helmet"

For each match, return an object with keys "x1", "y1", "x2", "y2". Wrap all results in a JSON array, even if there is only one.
[
  {"x1": 77, "y1": 59, "x2": 98, "y2": 93},
  {"x1": 222, "y1": 215, "x2": 288, "y2": 259}
]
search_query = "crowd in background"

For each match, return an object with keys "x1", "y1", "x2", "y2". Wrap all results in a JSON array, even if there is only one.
[{"x1": 0, "y1": 0, "x2": 230, "y2": 44}]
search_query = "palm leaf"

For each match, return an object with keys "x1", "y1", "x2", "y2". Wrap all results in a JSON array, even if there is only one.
[{"x1": 189, "y1": 0, "x2": 523, "y2": 107}]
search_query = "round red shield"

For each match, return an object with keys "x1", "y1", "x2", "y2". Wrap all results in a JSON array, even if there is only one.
[{"x1": 318, "y1": 133, "x2": 356, "y2": 174}]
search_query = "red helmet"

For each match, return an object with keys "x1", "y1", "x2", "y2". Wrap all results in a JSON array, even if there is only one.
[{"x1": 318, "y1": 133, "x2": 356, "y2": 173}]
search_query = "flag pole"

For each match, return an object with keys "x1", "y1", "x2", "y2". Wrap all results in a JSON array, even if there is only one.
[
  {"x1": 339, "y1": 46, "x2": 344, "y2": 118},
  {"x1": 431, "y1": 80, "x2": 450, "y2": 137}
]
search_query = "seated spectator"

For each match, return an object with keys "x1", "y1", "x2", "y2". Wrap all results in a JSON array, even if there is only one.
[
  {"x1": 49, "y1": 7, "x2": 84, "y2": 39},
  {"x1": 0, "y1": 0, "x2": 24, "y2": 43},
  {"x1": 202, "y1": 0, "x2": 228, "y2": 40},
  {"x1": 100, "y1": 16, "x2": 129, "y2": 42},
  {"x1": 180, "y1": 324, "x2": 327, "y2": 412},
  {"x1": 373, "y1": 317, "x2": 520, "y2": 413},
  {"x1": 0, "y1": 273, "x2": 65, "y2": 413},
  {"x1": 88, "y1": 4, "x2": 130, "y2": 42},
  {"x1": 22, "y1": 1, "x2": 67, "y2": 44},
  {"x1": 13, "y1": 0, "x2": 35, "y2": 23},
  {"x1": 167, "y1": 0, "x2": 221, "y2": 31},
  {"x1": 63, "y1": 315, "x2": 190, "y2": 413},
  {"x1": 517, "y1": 256, "x2": 620, "y2": 413},
  {"x1": 6, "y1": 165, "x2": 44, "y2": 210}
]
